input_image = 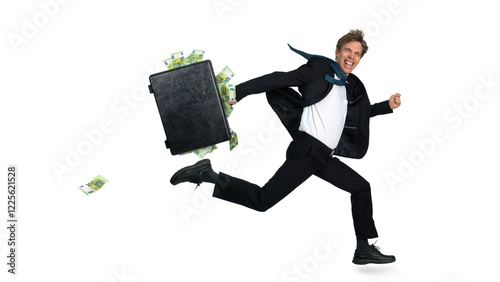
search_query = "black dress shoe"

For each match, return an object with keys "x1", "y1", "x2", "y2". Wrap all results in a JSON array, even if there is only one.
[
  {"x1": 352, "y1": 244, "x2": 396, "y2": 265},
  {"x1": 170, "y1": 159, "x2": 212, "y2": 186}
]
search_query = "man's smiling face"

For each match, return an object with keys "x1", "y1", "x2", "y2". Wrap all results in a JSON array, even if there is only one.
[{"x1": 335, "y1": 41, "x2": 363, "y2": 75}]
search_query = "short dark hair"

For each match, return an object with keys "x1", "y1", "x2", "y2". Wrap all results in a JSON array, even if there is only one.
[{"x1": 336, "y1": 29, "x2": 369, "y2": 58}]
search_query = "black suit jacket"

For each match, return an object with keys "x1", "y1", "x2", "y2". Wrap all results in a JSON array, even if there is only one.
[{"x1": 236, "y1": 56, "x2": 393, "y2": 159}]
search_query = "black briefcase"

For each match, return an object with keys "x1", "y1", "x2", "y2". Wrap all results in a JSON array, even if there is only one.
[{"x1": 148, "y1": 60, "x2": 231, "y2": 155}]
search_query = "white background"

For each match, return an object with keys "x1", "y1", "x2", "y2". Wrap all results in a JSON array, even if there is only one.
[{"x1": 1, "y1": 0, "x2": 499, "y2": 281}]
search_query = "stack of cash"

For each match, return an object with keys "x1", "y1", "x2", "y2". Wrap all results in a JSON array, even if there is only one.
[
  {"x1": 163, "y1": 50, "x2": 205, "y2": 69},
  {"x1": 161, "y1": 51, "x2": 239, "y2": 158},
  {"x1": 184, "y1": 50, "x2": 205, "y2": 65},
  {"x1": 216, "y1": 65, "x2": 235, "y2": 85},
  {"x1": 218, "y1": 83, "x2": 234, "y2": 117},
  {"x1": 78, "y1": 175, "x2": 109, "y2": 196},
  {"x1": 215, "y1": 66, "x2": 239, "y2": 153},
  {"x1": 216, "y1": 66, "x2": 236, "y2": 118},
  {"x1": 164, "y1": 51, "x2": 186, "y2": 70}
]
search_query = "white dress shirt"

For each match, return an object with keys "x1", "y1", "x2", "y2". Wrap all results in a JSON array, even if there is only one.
[{"x1": 298, "y1": 74, "x2": 348, "y2": 149}]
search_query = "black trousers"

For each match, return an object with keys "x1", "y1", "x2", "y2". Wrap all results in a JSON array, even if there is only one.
[{"x1": 213, "y1": 131, "x2": 378, "y2": 240}]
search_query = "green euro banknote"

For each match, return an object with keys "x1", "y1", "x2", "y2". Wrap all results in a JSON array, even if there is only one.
[
  {"x1": 78, "y1": 175, "x2": 109, "y2": 195},
  {"x1": 228, "y1": 84, "x2": 236, "y2": 102},
  {"x1": 166, "y1": 51, "x2": 185, "y2": 69},
  {"x1": 163, "y1": 57, "x2": 173, "y2": 67},
  {"x1": 218, "y1": 84, "x2": 234, "y2": 117},
  {"x1": 219, "y1": 84, "x2": 236, "y2": 102},
  {"x1": 219, "y1": 83, "x2": 229, "y2": 100},
  {"x1": 185, "y1": 49, "x2": 205, "y2": 65},
  {"x1": 222, "y1": 100, "x2": 233, "y2": 118},
  {"x1": 216, "y1": 65, "x2": 235, "y2": 85},
  {"x1": 229, "y1": 130, "x2": 238, "y2": 151},
  {"x1": 194, "y1": 145, "x2": 217, "y2": 159}
]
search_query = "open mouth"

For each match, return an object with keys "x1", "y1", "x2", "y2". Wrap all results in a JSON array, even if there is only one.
[{"x1": 344, "y1": 60, "x2": 354, "y2": 68}]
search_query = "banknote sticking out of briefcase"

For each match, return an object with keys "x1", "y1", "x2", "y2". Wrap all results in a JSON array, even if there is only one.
[{"x1": 148, "y1": 60, "x2": 231, "y2": 155}]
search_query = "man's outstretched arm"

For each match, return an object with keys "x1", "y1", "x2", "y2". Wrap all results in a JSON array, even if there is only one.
[{"x1": 229, "y1": 57, "x2": 322, "y2": 105}]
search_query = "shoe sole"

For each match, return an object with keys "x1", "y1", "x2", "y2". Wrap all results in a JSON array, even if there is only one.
[
  {"x1": 170, "y1": 159, "x2": 211, "y2": 185},
  {"x1": 352, "y1": 258, "x2": 396, "y2": 265}
]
